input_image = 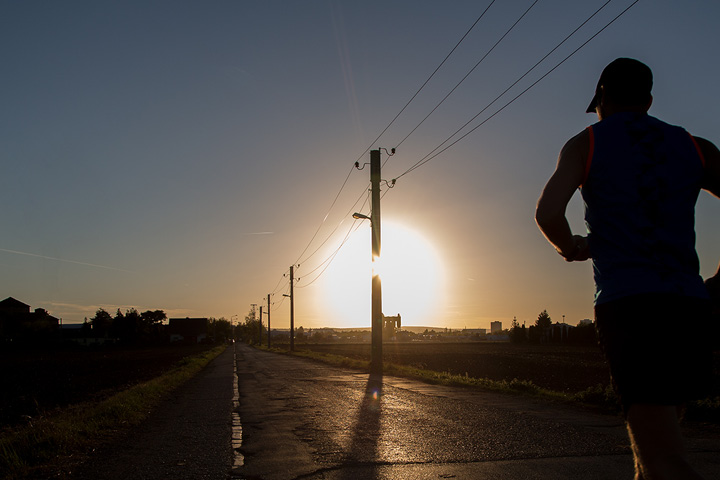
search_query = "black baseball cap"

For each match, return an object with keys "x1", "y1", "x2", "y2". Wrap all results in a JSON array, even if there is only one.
[{"x1": 586, "y1": 58, "x2": 653, "y2": 113}]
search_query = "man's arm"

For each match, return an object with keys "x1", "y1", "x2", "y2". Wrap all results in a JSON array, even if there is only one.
[
  {"x1": 694, "y1": 137, "x2": 720, "y2": 293},
  {"x1": 695, "y1": 136, "x2": 720, "y2": 199},
  {"x1": 535, "y1": 129, "x2": 590, "y2": 261}
]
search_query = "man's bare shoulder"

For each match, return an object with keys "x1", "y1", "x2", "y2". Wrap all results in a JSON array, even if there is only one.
[
  {"x1": 559, "y1": 128, "x2": 590, "y2": 164},
  {"x1": 693, "y1": 136, "x2": 720, "y2": 158}
]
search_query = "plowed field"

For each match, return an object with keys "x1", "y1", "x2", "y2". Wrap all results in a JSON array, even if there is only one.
[{"x1": 297, "y1": 342, "x2": 612, "y2": 393}]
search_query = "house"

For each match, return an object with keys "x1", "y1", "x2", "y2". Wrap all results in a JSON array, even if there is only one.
[
  {"x1": 382, "y1": 313, "x2": 401, "y2": 340},
  {"x1": 0, "y1": 297, "x2": 60, "y2": 341},
  {"x1": 549, "y1": 322, "x2": 574, "y2": 343},
  {"x1": 167, "y1": 317, "x2": 208, "y2": 344}
]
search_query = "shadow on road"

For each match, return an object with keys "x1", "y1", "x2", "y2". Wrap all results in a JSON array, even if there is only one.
[{"x1": 337, "y1": 372, "x2": 383, "y2": 479}]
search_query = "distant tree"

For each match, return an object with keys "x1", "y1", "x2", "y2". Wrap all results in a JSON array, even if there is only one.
[
  {"x1": 535, "y1": 310, "x2": 552, "y2": 329},
  {"x1": 237, "y1": 308, "x2": 261, "y2": 344},
  {"x1": 209, "y1": 317, "x2": 233, "y2": 342},
  {"x1": 111, "y1": 308, "x2": 141, "y2": 343},
  {"x1": 510, "y1": 317, "x2": 526, "y2": 343},
  {"x1": 141, "y1": 309, "x2": 167, "y2": 343},
  {"x1": 81, "y1": 317, "x2": 92, "y2": 337},
  {"x1": 90, "y1": 309, "x2": 113, "y2": 337},
  {"x1": 141, "y1": 309, "x2": 166, "y2": 325},
  {"x1": 311, "y1": 330, "x2": 326, "y2": 343}
]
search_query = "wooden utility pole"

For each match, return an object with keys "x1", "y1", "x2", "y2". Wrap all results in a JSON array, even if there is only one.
[
  {"x1": 289, "y1": 265, "x2": 295, "y2": 352},
  {"x1": 250, "y1": 303, "x2": 257, "y2": 344},
  {"x1": 267, "y1": 293, "x2": 271, "y2": 348},
  {"x1": 370, "y1": 149, "x2": 383, "y2": 373},
  {"x1": 259, "y1": 306, "x2": 263, "y2": 345}
]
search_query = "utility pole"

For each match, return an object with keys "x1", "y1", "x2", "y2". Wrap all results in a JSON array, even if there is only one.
[
  {"x1": 370, "y1": 149, "x2": 383, "y2": 373},
  {"x1": 249, "y1": 304, "x2": 257, "y2": 345},
  {"x1": 289, "y1": 265, "x2": 295, "y2": 351},
  {"x1": 267, "y1": 293, "x2": 271, "y2": 348},
  {"x1": 259, "y1": 305, "x2": 263, "y2": 345}
]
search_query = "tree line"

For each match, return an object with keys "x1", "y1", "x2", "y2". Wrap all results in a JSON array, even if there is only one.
[
  {"x1": 89, "y1": 308, "x2": 168, "y2": 344},
  {"x1": 509, "y1": 310, "x2": 597, "y2": 344}
]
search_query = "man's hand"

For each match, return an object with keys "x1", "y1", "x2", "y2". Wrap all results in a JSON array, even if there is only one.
[{"x1": 559, "y1": 235, "x2": 590, "y2": 262}]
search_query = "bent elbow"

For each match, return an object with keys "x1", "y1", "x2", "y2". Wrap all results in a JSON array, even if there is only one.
[{"x1": 534, "y1": 205, "x2": 554, "y2": 229}]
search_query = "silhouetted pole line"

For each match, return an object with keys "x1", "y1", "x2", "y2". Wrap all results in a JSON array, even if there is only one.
[
  {"x1": 267, "y1": 293, "x2": 271, "y2": 349},
  {"x1": 370, "y1": 149, "x2": 383, "y2": 373},
  {"x1": 290, "y1": 265, "x2": 295, "y2": 352},
  {"x1": 259, "y1": 305, "x2": 263, "y2": 345}
]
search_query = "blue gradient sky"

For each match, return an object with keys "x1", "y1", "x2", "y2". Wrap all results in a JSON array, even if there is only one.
[{"x1": 2, "y1": 1, "x2": 719, "y2": 329}]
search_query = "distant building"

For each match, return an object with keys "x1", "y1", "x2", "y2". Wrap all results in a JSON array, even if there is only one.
[
  {"x1": 549, "y1": 322, "x2": 574, "y2": 343},
  {"x1": 463, "y1": 328, "x2": 487, "y2": 335},
  {"x1": 383, "y1": 313, "x2": 401, "y2": 340},
  {"x1": 167, "y1": 317, "x2": 208, "y2": 344},
  {"x1": 0, "y1": 297, "x2": 60, "y2": 341},
  {"x1": 490, "y1": 321, "x2": 502, "y2": 334},
  {"x1": 578, "y1": 318, "x2": 593, "y2": 326}
]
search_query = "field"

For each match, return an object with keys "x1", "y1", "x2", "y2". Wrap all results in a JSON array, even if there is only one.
[
  {"x1": 294, "y1": 342, "x2": 611, "y2": 393},
  {"x1": 0, "y1": 344, "x2": 215, "y2": 428},
  {"x1": 293, "y1": 342, "x2": 720, "y2": 397}
]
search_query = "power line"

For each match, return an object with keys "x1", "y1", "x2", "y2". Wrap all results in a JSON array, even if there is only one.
[
  {"x1": 394, "y1": 0, "x2": 637, "y2": 181},
  {"x1": 353, "y1": 0, "x2": 497, "y2": 165},
  {"x1": 263, "y1": 3, "x2": 498, "y2": 302},
  {"x1": 295, "y1": 220, "x2": 365, "y2": 288},
  {"x1": 291, "y1": 162, "x2": 356, "y2": 266},
  {"x1": 296, "y1": 183, "x2": 370, "y2": 266},
  {"x1": 395, "y1": 0, "x2": 540, "y2": 150}
]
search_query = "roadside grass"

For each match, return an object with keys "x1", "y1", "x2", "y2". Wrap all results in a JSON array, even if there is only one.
[
  {"x1": 259, "y1": 346, "x2": 594, "y2": 402},
  {"x1": 258, "y1": 345, "x2": 720, "y2": 419},
  {"x1": 0, "y1": 345, "x2": 226, "y2": 479}
]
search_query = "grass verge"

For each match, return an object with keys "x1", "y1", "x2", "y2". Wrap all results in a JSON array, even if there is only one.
[
  {"x1": 259, "y1": 345, "x2": 574, "y2": 400},
  {"x1": 258, "y1": 345, "x2": 720, "y2": 419},
  {"x1": 0, "y1": 344, "x2": 226, "y2": 479}
]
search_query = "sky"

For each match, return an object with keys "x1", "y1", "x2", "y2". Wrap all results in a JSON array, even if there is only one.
[{"x1": 2, "y1": 0, "x2": 719, "y2": 330}]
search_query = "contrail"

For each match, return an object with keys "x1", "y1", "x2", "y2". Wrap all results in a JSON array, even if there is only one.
[{"x1": 0, "y1": 248, "x2": 134, "y2": 273}]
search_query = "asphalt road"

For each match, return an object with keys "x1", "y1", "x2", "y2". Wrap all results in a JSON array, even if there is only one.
[
  {"x1": 62, "y1": 343, "x2": 720, "y2": 479},
  {"x1": 233, "y1": 343, "x2": 720, "y2": 480}
]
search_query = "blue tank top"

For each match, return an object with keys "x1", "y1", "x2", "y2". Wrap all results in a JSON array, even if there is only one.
[{"x1": 581, "y1": 112, "x2": 707, "y2": 305}]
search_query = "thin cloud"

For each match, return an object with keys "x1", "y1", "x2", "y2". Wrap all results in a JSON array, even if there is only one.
[
  {"x1": 242, "y1": 232, "x2": 274, "y2": 236},
  {"x1": 0, "y1": 248, "x2": 134, "y2": 273}
]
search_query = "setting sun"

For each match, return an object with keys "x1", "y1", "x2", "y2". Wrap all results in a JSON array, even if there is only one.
[{"x1": 318, "y1": 221, "x2": 445, "y2": 328}]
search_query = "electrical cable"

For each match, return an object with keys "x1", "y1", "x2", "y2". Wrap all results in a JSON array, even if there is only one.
[
  {"x1": 295, "y1": 219, "x2": 365, "y2": 288},
  {"x1": 395, "y1": 0, "x2": 540, "y2": 150},
  {"x1": 291, "y1": 162, "x2": 356, "y2": 266},
  {"x1": 394, "y1": 0, "x2": 637, "y2": 181},
  {"x1": 296, "y1": 183, "x2": 370, "y2": 266},
  {"x1": 263, "y1": 2, "x2": 497, "y2": 301},
  {"x1": 353, "y1": 0, "x2": 497, "y2": 165},
  {"x1": 262, "y1": 1, "x2": 637, "y2": 311}
]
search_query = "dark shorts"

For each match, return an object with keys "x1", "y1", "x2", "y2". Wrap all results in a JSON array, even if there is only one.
[{"x1": 595, "y1": 293, "x2": 713, "y2": 413}]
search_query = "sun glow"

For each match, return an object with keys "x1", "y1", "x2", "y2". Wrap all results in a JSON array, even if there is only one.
[{"x1": 319, "y1": 221, "x2": 444, "y2": 328}]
